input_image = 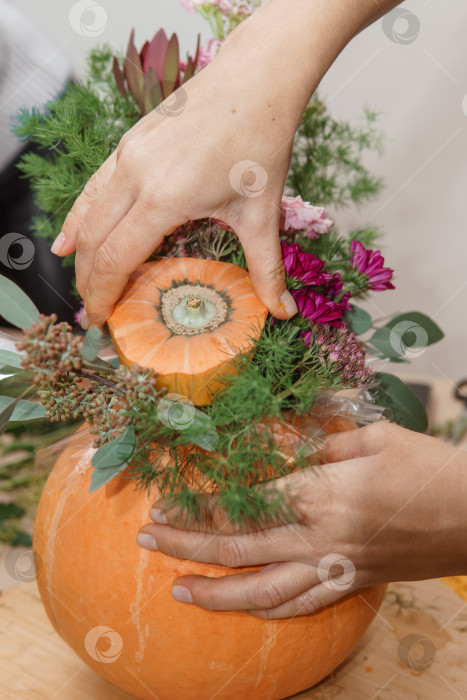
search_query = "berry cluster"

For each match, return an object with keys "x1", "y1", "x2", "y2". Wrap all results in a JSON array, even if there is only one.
[
  {"x1": 17, "y1": 315, "x2": 82, "y2": 384},
  {"x1": 304, "y1": 323, "x2": 372, "y2": 387}
]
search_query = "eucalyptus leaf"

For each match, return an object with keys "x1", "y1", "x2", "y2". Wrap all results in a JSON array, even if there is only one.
[
  {"x1": 345, "y1": 305, "x2": 373, "y2": 335},
  {"x1": 0, "y1": 349, "x2": 25, "y2": 369},
  {"x1": 385, "y1": 312, "x2": 444, "y2": 347},
  {"x1": 0, "y1": 396, "x2": 20, "y2": 434},
  {"x1": 0, "y1": 396, "x2": 46, "y2": 421},
  {"x1": 369, "y1": 372, "x2": 428, "y2": 433},
  {"x1": 81, "y1": 326, "x2": 103, "y2": 362},
  {"x1": 89, "y1": 461, "x2": 129, "y2": 492},
  {"x1": 368, "y1": 327, "x2": 405, "y2": 360},
  {"x1": 91, "y1": 428, "x2": 136, "y2": 469},
  {"x1": 0, "y1": 275, "x2": 39, "y2": 329}
]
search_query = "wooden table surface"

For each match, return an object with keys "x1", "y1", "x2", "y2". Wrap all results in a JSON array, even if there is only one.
[{"x1": 1, "y1": 578, "x2": 467, "y2": 700}]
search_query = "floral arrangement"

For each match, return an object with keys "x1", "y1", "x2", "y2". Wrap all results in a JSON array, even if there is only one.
[{"x1": 0, "y1": 0, "x2": 443, "y2": 523}]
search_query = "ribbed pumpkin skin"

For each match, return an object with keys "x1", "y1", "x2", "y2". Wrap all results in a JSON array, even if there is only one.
[{"x1": 33, "y1": 424, "x2": 386, "y2": 700}]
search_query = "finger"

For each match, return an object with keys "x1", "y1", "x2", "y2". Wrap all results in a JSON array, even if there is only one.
[
  {"x1": 250, "y1": 581, "x2": 356, "y2": 619},
  {"x1": 74, "y1": 173, "x2": 136, "y2": 298},
  {"x1": 236, "y1": 217, "x2": 297, "y2": 320},
  {"x1": 171, "y1": 561, "x2": 318, "y2": 612},
  {"x1": 324, "y1": 423, "x2": 391, "y2": 463},
  {"x1": 52, "y1": 152, "x2": 117, "y2": 257},
  {"x1": 150, "y1": 490, "x2": 299, "y2": 534},
  {"x1": 137, "y1": 519, "x2": 305, "y2": 567},
  {"x1": 83, "y1": 202, "x2": 181, "y2": 326}
]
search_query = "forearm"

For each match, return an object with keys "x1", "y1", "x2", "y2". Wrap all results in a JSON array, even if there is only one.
[{"x1": 201, "y1": 0, "x2": 402, "y2": 137}]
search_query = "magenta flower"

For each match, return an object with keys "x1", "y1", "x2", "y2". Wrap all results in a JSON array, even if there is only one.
[
  {"x1": 323, "y1": 273, "x2": 352, "y2": 312},
  {"x1": 280, "y1": 195, "x2": 332, "y2": 239},
  {"x1": 350, "y1": 240, "x2": 395, "y2": 291},
  {"x1": 281, "y1": 241, "x2": 331, "y2": 286},
  {"x1": 291, "y1": 288, "x2": 344, "y2": 326}
]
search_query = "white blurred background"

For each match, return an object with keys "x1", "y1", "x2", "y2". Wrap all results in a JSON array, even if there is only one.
[{"x1": 10, "y1": 0, "x2": 467, "y2": 382}]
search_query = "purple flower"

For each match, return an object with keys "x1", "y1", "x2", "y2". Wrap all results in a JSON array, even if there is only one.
[
  {"x1": 291, "y1": 288, "x2": 344, "y2": 326},
  {"x1": 322, "y1": 273, "x2": 352, "y2": 313},
  {"x1": 281, "y1": 241, "x2": 331, "y2": 286},
  {"x1": 350, "y1": 240, "x2": 395, "y2": 291}
]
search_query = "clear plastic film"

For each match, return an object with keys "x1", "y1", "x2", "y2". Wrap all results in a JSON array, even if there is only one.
[{"x1": 34, "y1": 387, "x2": 387, "y2": 483}]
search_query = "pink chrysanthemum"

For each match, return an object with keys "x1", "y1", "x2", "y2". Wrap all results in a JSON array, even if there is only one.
[
  {"x1": 280, "y1": 195, "x2": 332, "y2": 239},
  {"x1": 281, "y1": 241, "x2": 331, "y2": 286},
  {"x1": 291, "y1": 288, "x2": 344, "y2": 326},
  {"x1": 350, "y1": 240, "x2": 395, "y2": 291}
]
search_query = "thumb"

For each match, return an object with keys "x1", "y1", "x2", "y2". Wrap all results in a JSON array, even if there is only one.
[{"x1": 236, "y1": 222, "x2": 297, "y2": 320}]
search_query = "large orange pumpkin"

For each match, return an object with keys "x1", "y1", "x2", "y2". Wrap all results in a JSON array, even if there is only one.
[
  {"x1": 33, "y1": 258, "x2": 386, "y2": 700},
  {"x1": 33, "y1": 421, "x2": 385, "y2": 700}
]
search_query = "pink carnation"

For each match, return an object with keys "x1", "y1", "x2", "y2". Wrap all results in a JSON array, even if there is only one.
[{"x1": 280, "y1": 196, "x2": 332, "y2": 239}]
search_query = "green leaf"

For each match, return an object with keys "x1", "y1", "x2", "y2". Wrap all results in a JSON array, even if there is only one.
[
  {"x1": 184, "y1": 409, "x2": 218, "y2": 452},
  {"x1": 90, "y1": 428, "x2": 137, "y2": 492},
  {"x1": 81, "y1": 326, "x2": 102, "y2": 362},
  {"x1": 369, "y1": 372, "x2": 428, "y2": 433},
  {"x1": 385, "y1": 312, "x2": 444, "y2": 347},
  {"x1": 0, "y1": 502, "x2": 25, "y2": 521},
  {"x1": 0, "y1": 396, "x2": 45, "y2": 421},
  {"x1": 0, "y1": 349, "x2": 25, "y2": 369},
  {"x1": 0, "y1": 396, "x2": 21, "y2": 434},
  {"x1": 10, "y1": 530, "x2": 33, "y2": 547},
  {"x1": 0, "y1": 276, "x2": 39, "y2": 329},
  {"x1": 345, "y1": 305, "x2": 373, "y2": 335},
  {"x1": 92, "y1": 428, "x2": 136, "y2": 470},
  {"x1": 368, "y1": 327, "x2": 405, "y2": 360}
]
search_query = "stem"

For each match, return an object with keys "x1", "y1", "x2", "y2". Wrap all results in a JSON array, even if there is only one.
[{"x1": 80, "y1": 368, "x2": 122, "y2": 392}]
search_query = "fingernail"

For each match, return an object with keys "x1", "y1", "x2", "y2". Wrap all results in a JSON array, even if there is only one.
[
  {"x1": 136, "y1": 532, "x2": 158, "y2": 550},
  {"x1": 279, "y1": 290, "x2": 298, "y2": 318},
  {"x1": 150, "y1": 508, "x2": 168, "y2": 524},
  {"x1": 80, "y1": 310, "x2": 89, "y2": 330},
  {"x1": 172, "y1": 585, "x2": 193, "y2": 604},
  {"x1": 51, "y1": 232, "x2": 66, "y2": 255}
]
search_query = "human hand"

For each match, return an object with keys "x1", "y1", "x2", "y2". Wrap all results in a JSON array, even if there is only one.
[
  {"x1": 52, "y1": 0, "x2": 402, "y2": 327},
  {"x1": 137, "y1": 423, "x2": 467, "y2": 619},
  {"x1": 52, "y1": 21, "x2": 305, "y2": 326}
]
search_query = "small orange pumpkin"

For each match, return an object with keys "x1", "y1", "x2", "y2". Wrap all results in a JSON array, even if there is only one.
[{"x1": 107, "y1": 258, "x2": 268, "y2": 405}]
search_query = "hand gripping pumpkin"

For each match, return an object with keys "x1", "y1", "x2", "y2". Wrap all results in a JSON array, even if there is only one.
[{"x1": 33, "y1": 259, "x2": 387, "y2": 700}]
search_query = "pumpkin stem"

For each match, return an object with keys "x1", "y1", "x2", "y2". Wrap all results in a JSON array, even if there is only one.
[{"x1": 171, "y1": 294, "x2": 218, "y2": 330}]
